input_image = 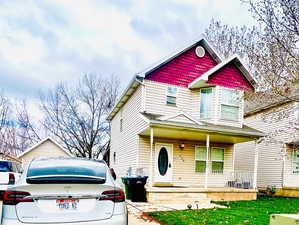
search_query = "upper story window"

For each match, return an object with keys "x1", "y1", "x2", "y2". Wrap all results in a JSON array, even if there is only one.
[
  {"x1": 200, "y1": 88, "x2": 213, "y2": 118},
  {"x1": 221, "y1": 88, "x2": 240, "y2": 121},
  {"x1": 166, "y1": 87, "x2": 177, "y2": 106},
  {"x1": 293, "y1": 149, "x2": 299, "y2": 174}
]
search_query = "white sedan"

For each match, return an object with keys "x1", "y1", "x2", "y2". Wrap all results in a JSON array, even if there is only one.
[
  {"x1": 0, "y1": 160, "x2": 22, "y2": 199},
  {"x1": 1, "y1": 157, "x2": 127, "y2": 225}
]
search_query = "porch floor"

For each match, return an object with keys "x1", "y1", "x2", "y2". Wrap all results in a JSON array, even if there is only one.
[
  {"x1": 146, "y1": 186, "x2": 257, "y2": 203},
  {"x1": 147, "y1": 186, "x2": 257, "y2": 193}
]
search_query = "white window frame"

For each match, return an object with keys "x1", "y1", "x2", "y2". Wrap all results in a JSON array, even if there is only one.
[
  {"x1": 293, "y1": 149, "x2": 299, "y2": 174},
  {"x1": 211, "y1": 147, "x2": 225, "y2": 174},
  {"x1": 200, "y1": 87, "x2": 213, "y2": 119},
  {"x1": 195, "y1": 146, "x2": 207, "y2": 173},
  {"x1": 166, "y1": 86, "x2": 177, "y2": 106},
  {"x1": 220, "y1": 87, "x2": 240, "y2": 121}
]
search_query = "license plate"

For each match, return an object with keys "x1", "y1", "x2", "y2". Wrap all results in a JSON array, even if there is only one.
[{"x1": 56, "y1": 199, "x2": 79, "y2": 210}]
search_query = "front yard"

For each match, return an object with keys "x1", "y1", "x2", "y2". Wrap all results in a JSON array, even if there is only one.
[{"x1": 148, "y1": 196, "x2": 299, "y2": 225}]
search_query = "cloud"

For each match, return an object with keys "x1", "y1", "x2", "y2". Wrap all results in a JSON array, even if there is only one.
[{"x1": 0, "y1": 0, "x2": 254, "y2": 99}]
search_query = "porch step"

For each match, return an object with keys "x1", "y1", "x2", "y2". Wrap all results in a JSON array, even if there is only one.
[{"x1": 147, "y1": 192, "x2": 211, "y2": 204}]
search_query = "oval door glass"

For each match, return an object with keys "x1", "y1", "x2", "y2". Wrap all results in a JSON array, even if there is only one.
[{"x1": 158, "y1": 147, "x2": 168, "y2": 176}]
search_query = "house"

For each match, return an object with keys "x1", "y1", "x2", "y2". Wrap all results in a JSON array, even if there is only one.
[
  {"x1": 18, "y1": 137, "x2": 73, "y2": 168},
  {"x1": 107, "y1": 37, "x2": 264, "y2": 202},
  {"x1": 235, "y1": 92, "x2": 299, "y2": 197}
]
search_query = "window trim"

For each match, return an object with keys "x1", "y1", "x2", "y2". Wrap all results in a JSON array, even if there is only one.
[
  {"x1": 195, "y1": 146, "x2": 207, "y2": 173},
  {"x1": 220, "y1": 87, "x2": 240, "y2": 121},
  {"x1": 200, "y1": 87, "x2": 213, "y2": 119},
  {"x1": 211, "y1": 147, "x2": 225, "y2": 174},
  {"x1": 292, "y1": 149, "x2": 299, "y2": 174},
  {"x1": 166, "y1": 86, "x2": 177, "y2": 106}
]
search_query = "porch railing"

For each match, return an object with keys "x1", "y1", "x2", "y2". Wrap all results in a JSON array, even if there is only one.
[{"x1": 226, "y1": 170, "x2": 254, "y2": 189}]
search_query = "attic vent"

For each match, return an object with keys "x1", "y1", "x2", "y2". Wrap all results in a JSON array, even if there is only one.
[{"x1": 195, "y1": 46, "x2": 205, "y2": 58}]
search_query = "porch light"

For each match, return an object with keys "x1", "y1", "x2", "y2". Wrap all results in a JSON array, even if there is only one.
[{"x1": 179, "y1": 143, "x2": 185, "y2": 150}]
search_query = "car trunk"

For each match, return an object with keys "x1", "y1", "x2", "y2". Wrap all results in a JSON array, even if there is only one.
[
  {"x1": 0, "y1": 172, "x2": 9, "y2": 184},
  {"x1": 14, "y1": 183, "x2": 115, "y2": 223}
]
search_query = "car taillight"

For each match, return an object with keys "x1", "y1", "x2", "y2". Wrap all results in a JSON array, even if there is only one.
[
  {"x1": 99, "y1": 189, "x2": 125, "y2": 202},
  {"x1": 3, "y1": 191, "x2": 33, "y2": 205},
  {"x1": 8, "y1": 173, "x2": 15, "y2": 184}
]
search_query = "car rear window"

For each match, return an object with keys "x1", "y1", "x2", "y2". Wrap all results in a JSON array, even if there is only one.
[
  {"x1": 27, "y1": 158, "x2": 106, "y2": 178},
  {"x1": 0, "y1": 161, "x2": 13, "y2": 172}
]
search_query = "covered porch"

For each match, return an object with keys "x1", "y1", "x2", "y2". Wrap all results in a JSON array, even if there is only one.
[{"x1": 138, "y1": 116, "x2": 263, "y2": 202}]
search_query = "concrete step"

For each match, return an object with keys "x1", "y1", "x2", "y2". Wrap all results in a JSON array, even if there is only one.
[{"x1": 148, "y1": 197, "x2": 211, "y2": 204}]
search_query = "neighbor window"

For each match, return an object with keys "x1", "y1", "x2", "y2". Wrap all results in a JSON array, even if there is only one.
[
  {"x1": 211, "y1": 147, "x2": 224, "y2": 173},
  {"x1": 221, "y1": 88, "x2": 240, "y2": 121},
  {"x1": 195, "y1": 146, "x2": 207, "y2": 173},
  {"x1": 166, "y1": 87, "x2": 177, "y2": 105},
  {"x1": 293, "y1": 150, "x2": 299, "y2": 174},
  {"x1": 120, "y1": 109, "x2": 123, "y2": 132},
  {"x1": 200, "y1": 88, "x2": 213, "y2": 118}
]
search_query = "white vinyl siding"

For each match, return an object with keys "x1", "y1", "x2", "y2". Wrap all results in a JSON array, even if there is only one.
[
  {"x1": 144, "y1": 80, "x2": 244, "y2": 127},
  {"x1": 110, "y1": 85, "x2": 148, "y2": 183},
  {"x1": 235, "y1": 101, "x2": 299, "y2": 188},
  {"x1": 139, "y1": 138, "x2": 233, "y2": 187}
]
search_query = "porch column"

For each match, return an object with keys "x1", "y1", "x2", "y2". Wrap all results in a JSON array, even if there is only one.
[
  {"x1": 149, "y1": 128, "x2": 154, "y2": 187},
  {"x1": 253, "y1": 139, "x2": 259, "y2": 189},
  {"x1": 204, "y1": 134, "x2": 210, "y2": 189}
]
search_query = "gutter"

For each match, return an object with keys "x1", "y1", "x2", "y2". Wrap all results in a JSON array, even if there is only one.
[{"x1": 106, "y1": 75, "x2": 143, "y2": 121}]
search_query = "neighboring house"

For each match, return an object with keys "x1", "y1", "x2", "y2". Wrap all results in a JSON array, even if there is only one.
[
  {"x1": 107, "y1": 37, "x2": 264, "y2": 203},
  {"x1": 18, "y1": 137, "x2": 73, "y2": 168},
  {"x1": 235, "y1": 93, "x2": 299, "y2": 197}
]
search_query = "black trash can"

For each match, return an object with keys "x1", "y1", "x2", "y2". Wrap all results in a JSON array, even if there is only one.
[
  {"x1": 121, "y1": 177, "x2": 132, "y2": 200},
  {"x1": 127, "y1": 176, "x2": 148, "y2": 202}
]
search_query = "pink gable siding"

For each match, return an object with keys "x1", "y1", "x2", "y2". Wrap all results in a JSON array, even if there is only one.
[
  {"x1": 207, "y1": 63, "x2": 254, "y2": 91},
  {"x1": 145, "y1": 45, "x2": 254, "y2": 91},
  {"x1": 145, "y1": 46, "x2": 217, "y2": 87}
]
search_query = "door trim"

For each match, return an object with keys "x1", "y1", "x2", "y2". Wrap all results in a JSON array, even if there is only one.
[{"x1": 154, "y1": 143, "x2": 173, "y2": 184}]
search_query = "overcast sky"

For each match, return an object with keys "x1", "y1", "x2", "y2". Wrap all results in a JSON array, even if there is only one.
[{"x1": 0, "y1": 0, "x2": 254, "y2": 100}]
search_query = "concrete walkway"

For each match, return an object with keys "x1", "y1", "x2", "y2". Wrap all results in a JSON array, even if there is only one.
[{"x1": 127, "y1": 200, "x2": 225, "y2": 225}]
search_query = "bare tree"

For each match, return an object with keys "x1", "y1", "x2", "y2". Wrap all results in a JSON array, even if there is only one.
[
  {"x1": 244, "y1": 0, "x2": 299, "y2": 96},
  {"x1": 40, "y1": 74, "x2": 119, "y2": 159},
  {"x1": 0, "y1": 98, "x2": 41, "y2": 156}
]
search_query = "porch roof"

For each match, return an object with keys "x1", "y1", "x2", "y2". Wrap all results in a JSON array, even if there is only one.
[{"x1": 139, "y1": 113, "x2": 264, "y2": 144}]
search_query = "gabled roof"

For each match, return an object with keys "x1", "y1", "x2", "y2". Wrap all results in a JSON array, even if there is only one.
[
  {"x1": 188, "y1": 54, "x2": 256, "y2": 89},
  {"x1": 137, "y1": 36, "x2": 222, "y2": 77},
  {"x1": 18, "y1": 137, "x2": 73, "y2": 158},
  {"x1": 107, "y1": 36, "x2": 222, "y2": 121}
]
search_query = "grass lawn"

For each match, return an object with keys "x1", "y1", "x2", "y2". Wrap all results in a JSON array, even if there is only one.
[{"x1": 147, "y1": 196, "x2": 299, "y2": 225}]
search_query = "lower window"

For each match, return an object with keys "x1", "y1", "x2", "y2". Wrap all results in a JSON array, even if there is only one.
[{"x1": 211, "y1": 147, "x2": 224, "y2": 173}]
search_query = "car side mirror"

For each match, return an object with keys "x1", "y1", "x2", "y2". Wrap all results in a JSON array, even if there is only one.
[{"x1": 110, "y1": 168, "x2": 117, "y2": 180}]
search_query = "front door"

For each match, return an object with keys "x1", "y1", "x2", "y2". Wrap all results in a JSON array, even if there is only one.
[{"x1": 154, "y1": 143, "x2": 173, "y2": 183}]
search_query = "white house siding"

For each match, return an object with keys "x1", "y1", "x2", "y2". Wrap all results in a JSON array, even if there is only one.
[
  {"x1": 19, "y1": 140, "x2": 71, "y2": 168},
  {"x1": 235, "y1": 102, "x2": 298, "y2": 188},
  {"x1": 144, "y1": 80, "x2": 244, "y2": 128},
  {"x1": 138, "y1": 136, "x2": 234, "y2": 187},
  {"x1": 110, "y1": 85, "x2": 148, "y2": 182}
]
